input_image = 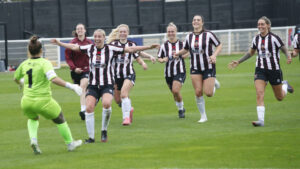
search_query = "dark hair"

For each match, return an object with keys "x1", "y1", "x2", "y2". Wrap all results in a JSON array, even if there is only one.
[
  {"x1": 72, "y1": 23, "x2": 87, "y2": 37},
  {"x1": 28, "y1": 35, "x2": 42, "y2": 56},
  {"x1": 193, "y1": 15, "x2": 207, "y2": 32},
  {"x1": 258, "y1": 16, "x2": 271, "y2": 32}
]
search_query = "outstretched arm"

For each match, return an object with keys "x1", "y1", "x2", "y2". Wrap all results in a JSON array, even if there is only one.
[
  {"x1": 280, "y1": 46, "x2": 292, "y2": 64},
  {"x1": 51, "y1": 77, "x2": 82, "y2": 96},
  {"x1": 51, "y1": 39, "x2": 80, "y2": 51},
  {"x1": 228, "y1": 48, "x2": 256, "y2": 70},
  {"x1": 124, "y1": 44, "x2": 160, "y2": 53}
]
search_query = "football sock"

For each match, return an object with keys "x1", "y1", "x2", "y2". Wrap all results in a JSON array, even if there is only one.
[
  {"x1": 56, "y1": 122, "x2": 73, "y2": 144},
  {"x1": 175, "y1": 101, "x2": 184, "y2": 111},
  {"x1": 257, "y1": 106, "x2": 265, "y2": 122},
  {"x1": 121, "y1": 97, "x2": 131, "y2": 119},
  {"x1": 196, "y1": 96, "x2": 207, "y2": 119},
  {"x1": 282, "y1": 83, "x2": 288, "y2": 95},
  {"x1": 27, "y1": 119, "x2": 39, "y2": 144},
  {"x1": 85, "y1": 112, "x2": 95, "y2": 139},
  {"x1": 102, "y1": 107, "x2": 112, "y2": 131},
  {"x1": 213, "y1": 87, "x2": 216, "y2": 95},
  {"x1": 81, "y1": 105, "x2": 86, "y2": 112}
]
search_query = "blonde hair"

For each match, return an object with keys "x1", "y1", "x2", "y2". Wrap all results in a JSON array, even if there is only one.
[
  {"x1": 259, "y1": 16, "x2": 271, "y2": 32},
  {"x1": 107, "y1": 24, "x2": 130, "y2": 44},
  {"x1": 167, "y1": 22, "x2": 177, "y2": 31},
  {"x1": 93, "y1": 29, "x2": 106, "y2": 37}
]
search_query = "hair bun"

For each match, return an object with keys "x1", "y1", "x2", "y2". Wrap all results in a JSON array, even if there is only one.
[{"x1": 30, "y1": 36, "x2": 39, "y2": 44}]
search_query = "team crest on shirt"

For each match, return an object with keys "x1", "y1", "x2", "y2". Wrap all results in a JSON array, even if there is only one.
[{"x1": 96, "y1": 51, "x2": 101, "y2": 60}]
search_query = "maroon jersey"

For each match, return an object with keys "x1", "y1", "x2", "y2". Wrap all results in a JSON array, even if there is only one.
[{"x1": 65, "y1": 37, "x2": 93, "y2": 72}]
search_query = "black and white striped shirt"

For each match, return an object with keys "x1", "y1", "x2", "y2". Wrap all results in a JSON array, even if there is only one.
[
  {"x1": 251, "y1": 32, "x2": 284, "y2": 70},
  {"x1": 158, "y1": 40, "x2": 186, "y2": 77},
  {"x1": 80, "y1": 44, "x2": 124, "y2": 86},
  {"x1": 184, "y1": 31, "x2": 220, "y2": 71},
  {"x1": 293, "y1": 33, "x2": 300, "y2": 49},
  {"x1": 110, "y1": 40, "x2": 139, "y2": 79}
]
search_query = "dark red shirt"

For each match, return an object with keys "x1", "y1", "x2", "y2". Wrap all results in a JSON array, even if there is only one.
[{"x1": 65, "y1": 37, "x2": 93, "y2": 72}]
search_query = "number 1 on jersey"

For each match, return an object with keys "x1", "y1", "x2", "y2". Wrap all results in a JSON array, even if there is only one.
[{"x1": 26, "y1": 69, "x2": 33, "y2": 88}]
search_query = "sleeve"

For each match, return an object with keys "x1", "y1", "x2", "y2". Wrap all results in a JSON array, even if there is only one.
[
  {"x1": 43, "y1": 60, "x2": 57, "y2": 81},
  {"x1": 109, "y1": 45, "x2": 125, "y2": 54},
  {"x1": 251, "y1": 36, "x2": 257, "y2": 49},
  {"x1": 293, "y1": 34, "x2": 299, "y2": 49},
  {"x1": 65, "y1": 48, "x2": 76, "y2": 71},
  {"x1": 79, "y1": 44, "x2": 92, "y2": 55},
  {"x1": 183, "y1": 34, "x2": 190, "y2": 50},
  {"x1": 157, "y1": 44, "x2": 165, "y2": 58},
  {"x1": 14, "y1": 62, "x2": 24, "y2": 80},
  {"x1": 132, "y1": 42, "x2": 139, "y2": 59},
  {"x1": 209, "y1": 32, "x2": 221, "y2": 47},
  {"x1": 273, "y1": 35, "x2": 284, "y2": 48}
]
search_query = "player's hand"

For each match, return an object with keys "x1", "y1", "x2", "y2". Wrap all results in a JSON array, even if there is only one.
[
  {"x1": 19, "y1": 78, "x2": 24, "y2": 90},
  {"x1": 50, "y1": 39, "x2": 60, "y2": 45},
  {"x1": 74, "y1": 68, "x2": 83, "y2": 74},
  {"x1": 66, "y1": 82, "x2": 82, "y2": 96},
  {"x1": 210, "y1": 55, "x2": 217, "y2": 64},
  {"x1": 228, "y1": 60, "x2": 239, "y2": 70},
  {"x1": 173, "y1": 52, "x2": 179, "y2": 59},
  {"x1": 150, "y1": 56, "x2": 156, "y2": 64},
  {"x1": 287, "y1": 56, "x2": 292, "y2": 64},
  {"x1": 149, "y1": 44, "x2": 160, "y2": 49},
  {"x1": 142, "y1": 62, "x2": 148, "y2": 70}
]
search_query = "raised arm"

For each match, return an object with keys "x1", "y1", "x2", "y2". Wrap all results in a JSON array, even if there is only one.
[
  {"x1": 51, "y1": 39, "x2": 80, "y2": 51},
  {"x1": 228, "y1": 48, "x2": 256, "y2": 70},
  {"x1": 124, "y1": 44, "x2": 160, "y2": 53},
  {"x1": 280, "y1": 46, "x2": 292, "y2": 64}
]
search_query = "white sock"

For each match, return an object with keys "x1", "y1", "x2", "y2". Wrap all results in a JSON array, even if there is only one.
[
  {"x1": 31, "y1": 138, "x2": 38, "y2": 145},
  {"x1": 282, "y1": 83, "x2": 287, "y2": 96},
  {"x1": 102, "y1": 107, "x2": 112, "y2": 131},
  {"x1": 81, "y1": 105, "x2": 86, "y2": 112},
  {"x1": 196, "y1": 96, "x2": 207, "y2": 119},
  {"x1": 121, "y1": 97, "x2": 131, "y2": 119},
  {"x1": 213, "y1": 87, "x2": 216, "y2": 96},
  {"x1": 257, "y1": 106, "x2": 265, "y2": 122},
  {"x1": 85, "y1": 112, "x2": 95, "y2": 139},
  {"x1": 175, "y1": 101, "x2": 184, "y2": 110}
]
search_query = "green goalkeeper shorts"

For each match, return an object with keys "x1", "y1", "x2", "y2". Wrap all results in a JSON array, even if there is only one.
[{"x1": 21, "y1": 96, "x2": 61, "y2": 120}]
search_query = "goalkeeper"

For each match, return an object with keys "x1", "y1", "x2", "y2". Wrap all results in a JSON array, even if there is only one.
[{"x1": 14, "y1": 35, "x2": 83, "y2": 154}]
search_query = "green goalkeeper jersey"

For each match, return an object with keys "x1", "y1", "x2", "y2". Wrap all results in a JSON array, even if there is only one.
[{"x1": 14, "y1": 57, "x2": 57, "y2": 98}]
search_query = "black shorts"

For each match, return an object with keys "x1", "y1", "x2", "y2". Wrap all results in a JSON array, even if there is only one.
[
  {"x1": 114, "y1": 74, "x2": 136, "y2": 91},
  {"x1": 165, "y1": 73, "x2": 186, "y2": 90},
  {"x1": 254, "y1": 67, "x2": 283, "y2": 85},
  {"x1": 71, "y1": 71, "x2": 89, "y2": 85},
  {"x1": 190, "y1": 68, "x2": 216, "y2": 80},
  {"x1": 86, "y1": 85, "x2": 114, "y2": 101}
]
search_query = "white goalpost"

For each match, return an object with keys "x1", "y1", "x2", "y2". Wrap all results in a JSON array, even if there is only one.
[{"x1": 0, "y1": 26, "x2": 295, "y2": 69}]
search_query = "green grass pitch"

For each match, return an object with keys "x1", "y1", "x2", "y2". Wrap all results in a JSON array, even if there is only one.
[{"x1": 0, "y1": 54, "x2": 299, "y2": 169}]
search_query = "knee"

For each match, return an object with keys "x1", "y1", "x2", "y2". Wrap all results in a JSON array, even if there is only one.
[
  {"x1": 276, "y1": 96, "x2": 284, "y2": 101},
  {"x1": 205, "y1": 92, "x2": 213, "y2": 97},
  {"x1": 86, "y1": 105, "x2": 94, "y2": 113},
  {"x1": 102, "y1": 100, "x2": 111, "y2": 109},
  {"x1": 172, "y1": 89, "x2": 180, "y2": 96},
  {"x1": 52, "y1": 112, "x2": 65, "y2": 124},
  {"x1": 120, "y1": 92, "x2": 128, "y2": 99},
  {"x1": 194, "y1": 89, "x2": 202, "y2": 97}
]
